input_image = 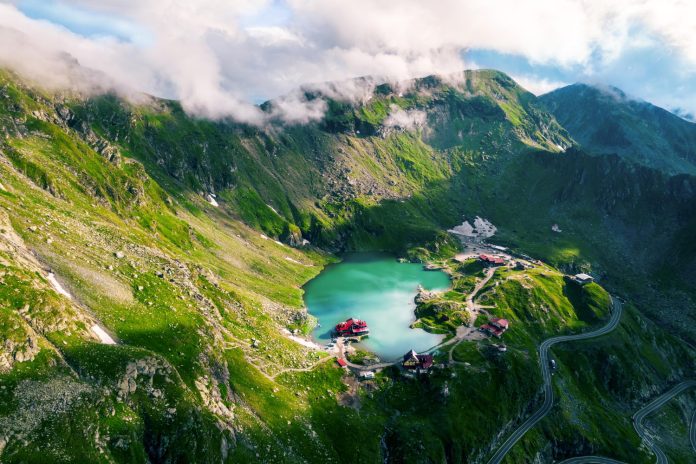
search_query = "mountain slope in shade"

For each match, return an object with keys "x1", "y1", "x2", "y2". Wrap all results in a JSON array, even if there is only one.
[{"x1": 539, "y1": 83, "x2": 696, "y2": 175}]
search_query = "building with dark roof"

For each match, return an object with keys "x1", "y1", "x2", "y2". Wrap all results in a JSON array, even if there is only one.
[{"x1": 402, "y1": 349, "x2": 434, "y2": 373}]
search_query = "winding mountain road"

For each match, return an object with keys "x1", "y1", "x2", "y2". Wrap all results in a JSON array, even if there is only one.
[
  {"x1": 691, "y1": 409, "x2": 696, "y2": 453},
  {"x1": 556, "y1": 457, "x2": 627, "y2": 464},
  {"x1": 486, "y1": 297, "x2": 624, "y2": 464},
  {"x1": 632, "y1": 380, "x2": 696, "y2": 464},
  {"x1": 556, "y1": 380, "x2": 696, "y2": 464}
]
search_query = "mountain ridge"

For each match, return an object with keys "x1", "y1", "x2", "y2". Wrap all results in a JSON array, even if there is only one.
[{"x1": 540, "y1": 82, "x2": 696, "y2": 175}]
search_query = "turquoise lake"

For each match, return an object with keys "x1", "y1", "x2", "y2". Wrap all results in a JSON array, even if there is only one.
[{"x1": 303, "y1": 253, "x2": 451, "y2": 361}]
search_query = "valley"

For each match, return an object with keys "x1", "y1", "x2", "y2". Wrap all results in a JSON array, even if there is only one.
[{"x1": 0, "y1": 67, "x2": 694, "y2": 464}]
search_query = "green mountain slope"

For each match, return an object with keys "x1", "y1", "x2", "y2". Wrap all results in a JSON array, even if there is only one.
[
  {"x1": 539, "y1": 83, "x2": 696, "y2": 175},
  {"x1": 0, "y1": 68, "x2": 694, "y2": 463},
  {"x1": 477, "y1": 148, "x2": 696, "y2": 344}
]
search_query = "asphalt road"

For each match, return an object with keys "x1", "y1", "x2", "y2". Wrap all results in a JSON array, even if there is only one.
[
  {"x1": 556, "y1": 457, "x2": 627, "y2": 464},
  {"x1": 486, "y1": 297, "x2": 624, "y2": 464},
  {"x1": 691, "y1": 409, "x2": 696, "y2": 453},
  {"x1": 557, "y1": 380, "x2": 696, "y2": 464},
  {"x1": 632, "y1": 380, "x2": 696, "y2": 464}
]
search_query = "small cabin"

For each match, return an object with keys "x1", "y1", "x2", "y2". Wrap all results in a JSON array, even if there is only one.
[{"x1": 573, "y1": 273, "x2": 594, "y2": 285}]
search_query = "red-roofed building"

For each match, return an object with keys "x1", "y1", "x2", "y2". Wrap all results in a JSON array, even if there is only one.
[
  {"x1": 334, "y1": 318, "x2": 370, "y2": 336},
  {"x1": 336, "y1": 358, "x2": 347, "y2": 367},
  {"x1": 490, "y1": 317, "x2": 509, "y2": 330},
  {"x1": 481, "y1": 324, "x2": 504, "y2": 337},
  {"x1": 481, "y1": 317, "x2": 510, "y2": 338},
  {"x1": 479, "y1": 254, "x2": 506, "y2": 266}
]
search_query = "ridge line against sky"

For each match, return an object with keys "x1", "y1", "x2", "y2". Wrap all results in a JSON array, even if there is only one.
[{"x1": 1, "y1": 0, "x2": 696, "y2": 124}]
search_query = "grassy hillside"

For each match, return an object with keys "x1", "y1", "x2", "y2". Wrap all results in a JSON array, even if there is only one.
[
  {"x1": 479, "y1": 149, "x2": 696, "y2": 345},
  {"x1": 0, "y1": 68, "x2": 695, "y2": 463}
]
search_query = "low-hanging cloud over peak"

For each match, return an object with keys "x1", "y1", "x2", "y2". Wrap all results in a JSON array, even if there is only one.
[{"x1": 1, "y1": 0, "x2": 696, "y2": 124}]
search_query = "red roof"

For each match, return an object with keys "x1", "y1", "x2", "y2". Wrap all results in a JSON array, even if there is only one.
[
  {"x1": 481, "y1": 324, "x2": 504, "y2": 337},
  {"x1": 490, "y1": 317, "x2": 509, "y2": 329},
  {"x1": 479, "y1": 254, "x2": 505, "y2": 265},
  {"x1": 335, "y1": 318, "x2": 369, "y2": 335},
  {"x1": 418, "y1": 354, "x2": 433, "y2": 369},
  {"x1": 336, "y1": 358, "x2": 347, "y2": 367}
]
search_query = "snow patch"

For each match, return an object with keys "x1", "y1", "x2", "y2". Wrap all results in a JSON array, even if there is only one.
[
  {"x1": 281, "y1": 329, "x2": 321, "y2": 350},
  {"x1": 266, "y1": 204, "x2": 279, "y2": 214},
  {"x1": 449, "y1": 221, "x2": 474, "y2": 236},
  {"x1": 285, "y1": 256, "x2": 311, "y2": 266},
  {"x1": 448, "y1": 216, "x2": 497, "y2": 240},
  {"x1": 48, "y1": 272, "x2": 72, "y2": 299},
  {"x1": 473, "y1": 217, "x2": 497, "y2": 237},
  {"x1": 206, "y1": 194, "x2": 219, "y2": 207},
  {"x1": 274, "y1": 240, "x2": 285, "y2": 247},
  {"x1": 260, "y1": 233, "x2": 268, "y2": 240},
  {"x1": 91, "y1": 324, "x2": 117, "y2": 345}
]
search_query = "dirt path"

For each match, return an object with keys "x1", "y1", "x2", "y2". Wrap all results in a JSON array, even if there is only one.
[
  {"x1": 447, "y1": 326, "x2": 486, "y2": 362},
  {"x1": 334, "y1": 337, "x2": 399, "y2": 371},
  {"x1": 466, "y1": 267, "x2": 495, "y2": 316},
  {"x1": 269, "y1": 355, "x2": 334, "y2": 380},
  {"x1": 421, "y1": 268, "x2": 494, "y2": 358}
]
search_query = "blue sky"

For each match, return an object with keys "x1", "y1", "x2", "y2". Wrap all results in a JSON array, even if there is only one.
[
  {"x1": 17, "y1": 0, "x2": 151, "y2": 44},
  {"x1": 467, "y1": 39, "x2": 696, "y2": 120},
  {"x1": 4, "y1": 0, "x2": 696, "y2": 122}
]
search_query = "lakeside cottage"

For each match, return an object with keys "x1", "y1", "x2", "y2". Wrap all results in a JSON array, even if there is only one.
[{"x1": 402, "y1": 349, "x2": 434, "y2": 373}]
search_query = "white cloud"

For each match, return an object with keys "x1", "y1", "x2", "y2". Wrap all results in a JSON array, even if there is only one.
[
  {"x1": 0, "y1": 0, "x2": 695, "y2": 122},
  {"x1": 266, "y1": 90, "x2": 327, "y2": 124},
  {"x1": 510, "y1": 75, "x2": 568, "y2": 96},
  {"x1": 384, "y1": 104, "x2": 426, "y2": 130}
]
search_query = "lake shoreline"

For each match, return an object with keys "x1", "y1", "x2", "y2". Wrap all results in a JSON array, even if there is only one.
[{"x1": 303, "y1": 252, "x2": 451, "y2": 360}]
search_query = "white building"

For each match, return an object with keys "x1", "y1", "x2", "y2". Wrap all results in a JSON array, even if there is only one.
[{"x1": 573, "y1": 273, "x2": 594, "y2": 285}]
